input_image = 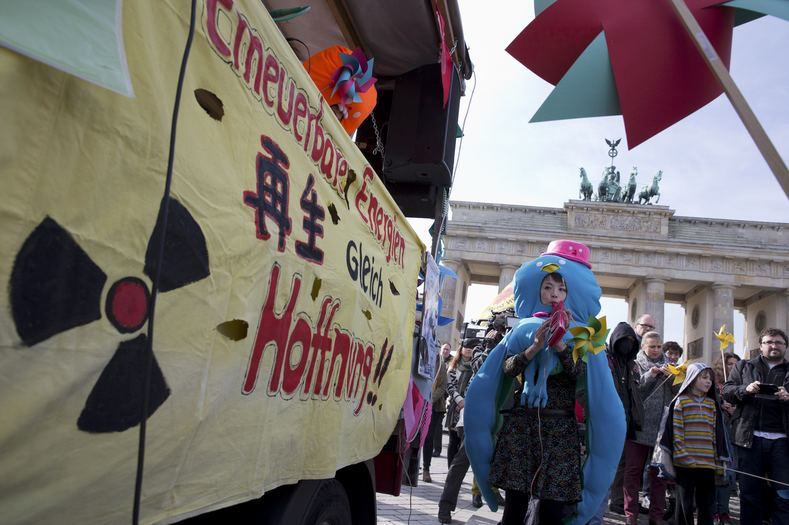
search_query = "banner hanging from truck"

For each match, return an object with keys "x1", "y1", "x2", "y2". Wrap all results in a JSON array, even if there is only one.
[{"x1": 0, "y1": 1, "x2": 423, "y2": 523}]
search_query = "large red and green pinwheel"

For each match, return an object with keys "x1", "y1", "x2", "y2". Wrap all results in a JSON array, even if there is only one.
[{"x1": 507, "y1": 0, "x2": 789, "y2": 149}]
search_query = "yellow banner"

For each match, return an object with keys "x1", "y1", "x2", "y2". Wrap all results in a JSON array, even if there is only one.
[
  {"x1": 0, "y1": 2, "x2": 423, "y2": 524},
  {"x1": 477, "y1": 282, "x2": 515, "y2": 321}
]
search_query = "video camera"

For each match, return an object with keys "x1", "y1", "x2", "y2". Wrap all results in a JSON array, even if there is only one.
[
  {"x1": 461, "y1": 323, "x2": 487, "y2": 341},
  {"x1": 461, "y1": 308, "x2": 518, "y2": 349}
]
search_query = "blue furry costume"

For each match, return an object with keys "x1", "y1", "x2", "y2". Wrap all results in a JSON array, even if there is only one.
[{"x1": 464, "y1": 243, "x2": 626, "y2": 524}]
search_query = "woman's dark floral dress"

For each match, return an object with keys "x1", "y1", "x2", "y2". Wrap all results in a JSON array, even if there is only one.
[{"x1": 489, "y1": 350, "x2": 585, "y2": 502}]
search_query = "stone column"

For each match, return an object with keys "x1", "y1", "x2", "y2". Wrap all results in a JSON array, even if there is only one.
[
  {"x1": 498, "y1": 264, "x2": 519, "y2": 292},
  {"x1": 625, "y1": 295, "x2": 640, "y2": 327},
  {"x1": 644, "y1": 278, "x2": 666, "y2": 336},
  {"x1": 712, "y1": 284, "x2": 735, "y2": 338},
  {"x1": 785, "y1": 290, "x2": 789, "y2": 335}
]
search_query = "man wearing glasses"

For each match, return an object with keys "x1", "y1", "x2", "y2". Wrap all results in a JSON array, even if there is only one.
[
  {"x1": 724, "y1": 328, "x2": 789, "y2": 525},
  {"x1": 634, "y1": 314, "x2": 657, "y2": 340}
]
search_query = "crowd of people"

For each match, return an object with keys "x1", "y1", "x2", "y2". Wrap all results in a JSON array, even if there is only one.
[{"x1": 418, "y1": 241, "x2": 789, "y2": 525}]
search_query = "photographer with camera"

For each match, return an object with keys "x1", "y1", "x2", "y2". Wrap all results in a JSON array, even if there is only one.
[
  {"x1": 471, "y1": 313, "x2": 509, "y2": 373},
  {"x1": 466, "y1": 316, "x2": 510, "y2": 508}
]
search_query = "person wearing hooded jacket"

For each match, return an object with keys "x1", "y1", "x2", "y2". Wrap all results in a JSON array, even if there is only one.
[
  {"x1": 656, "y1": 363, "x2": 731, "y2": 525},
  {"x1": 602, "y1": 322, "x2": 644, "y2": 520}
]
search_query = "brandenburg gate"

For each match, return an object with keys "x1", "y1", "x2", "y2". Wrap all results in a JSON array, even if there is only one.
[{"x1": 437, "y1": 200, "x2": 789, "y2": 363}]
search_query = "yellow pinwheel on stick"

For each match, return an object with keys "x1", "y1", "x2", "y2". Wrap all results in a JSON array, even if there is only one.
[
  {"x1": 569, "y1": 316, "x2": 609, "y2": 364},
  {"x1": 666, "y1": 362, "x2": 688, "y2": 387},
  {"x1": 714, "y1": 324, "x2": 735, "y2": 381},
  {"x1": 714, "y1": 324, "x2": 735, "y2": 350}
]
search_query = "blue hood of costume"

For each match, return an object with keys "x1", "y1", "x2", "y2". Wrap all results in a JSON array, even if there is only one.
[{"x1": 513, "y1": 254, "x2": 601, "y2": 322}]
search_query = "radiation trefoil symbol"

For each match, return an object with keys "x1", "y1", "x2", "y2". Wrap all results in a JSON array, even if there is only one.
[{"x1": 9, "y1": 198, "x2": 210, "y2": 433}]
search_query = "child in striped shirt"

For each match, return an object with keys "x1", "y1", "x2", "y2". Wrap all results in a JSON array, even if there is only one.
[{"x1": 658, "y1": 363, "x2": 731, "y2": 525}]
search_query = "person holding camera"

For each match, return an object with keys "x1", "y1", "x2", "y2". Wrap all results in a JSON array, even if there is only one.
[
  {"x1": 471, "y1": 317, "x2": 507, "y2": 374},
  {"x1": 723, "y1": 327, "x2": 789, "y2": 525}
]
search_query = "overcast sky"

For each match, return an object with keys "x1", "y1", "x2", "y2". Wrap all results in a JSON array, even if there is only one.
[{"x1": 410, "y1": 2, "x2": 789, "y2": 354}]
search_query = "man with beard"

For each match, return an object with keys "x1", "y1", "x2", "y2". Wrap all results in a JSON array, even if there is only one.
[{"x1": 723, "y1": 328, "x2": 789, "y2": 525}]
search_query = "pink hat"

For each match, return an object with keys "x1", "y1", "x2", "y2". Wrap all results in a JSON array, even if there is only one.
[{"x1": 541, "y1": 240, "x2": 592, "y2": 268}]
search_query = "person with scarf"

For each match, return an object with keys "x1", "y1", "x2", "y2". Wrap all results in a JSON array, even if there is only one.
[{"x1": 625, "y1": 331, "x2": 674, "y2": 524}]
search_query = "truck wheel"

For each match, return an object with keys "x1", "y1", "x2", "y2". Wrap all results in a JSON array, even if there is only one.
[{"x1": 302, "y1": 479, "x2": 351, "y2": 525}]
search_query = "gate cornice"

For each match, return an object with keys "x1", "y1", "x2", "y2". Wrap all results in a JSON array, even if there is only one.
[{"x1": 445, "y1": 201, "x2": 789, "y2": 289}]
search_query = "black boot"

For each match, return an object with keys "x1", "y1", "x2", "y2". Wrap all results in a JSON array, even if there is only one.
[{"x1": 438, "y1": 501, "x2": 452, "y2": 523}]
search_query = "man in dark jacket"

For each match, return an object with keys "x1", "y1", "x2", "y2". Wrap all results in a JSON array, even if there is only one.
[
  {"x1": 723, "y1": 327, "x2": 789, "y2": 525},
  {"x1": 605, "y1": 322, "x2": 644, "y2": 518}
]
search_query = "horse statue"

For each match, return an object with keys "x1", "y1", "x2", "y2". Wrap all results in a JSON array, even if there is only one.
[
  {"x1": 638, "y1": 170, "x2": 662, "y2": 204},
  {"x1": 623, "y1": 167, "x2": 638, "y2": 203},
  {"x1": 579, "y1": 167, "x2": 593, "y2": 201},
  {"x1": 597, "y1": 168, "x2": 610, "y2": 201}
]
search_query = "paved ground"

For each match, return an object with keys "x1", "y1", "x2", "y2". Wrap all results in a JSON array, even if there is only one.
[
  {"x1": 376, "y1": 440, "x2": 486, "y2": 525},
  {"x1": 377, "y1": 433, "x2": 741, "y2": 525}
]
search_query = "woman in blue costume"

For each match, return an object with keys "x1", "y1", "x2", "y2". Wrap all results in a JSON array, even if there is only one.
[{"x1": 465, "y1": 240, "x2": 626, "y2": 524}]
